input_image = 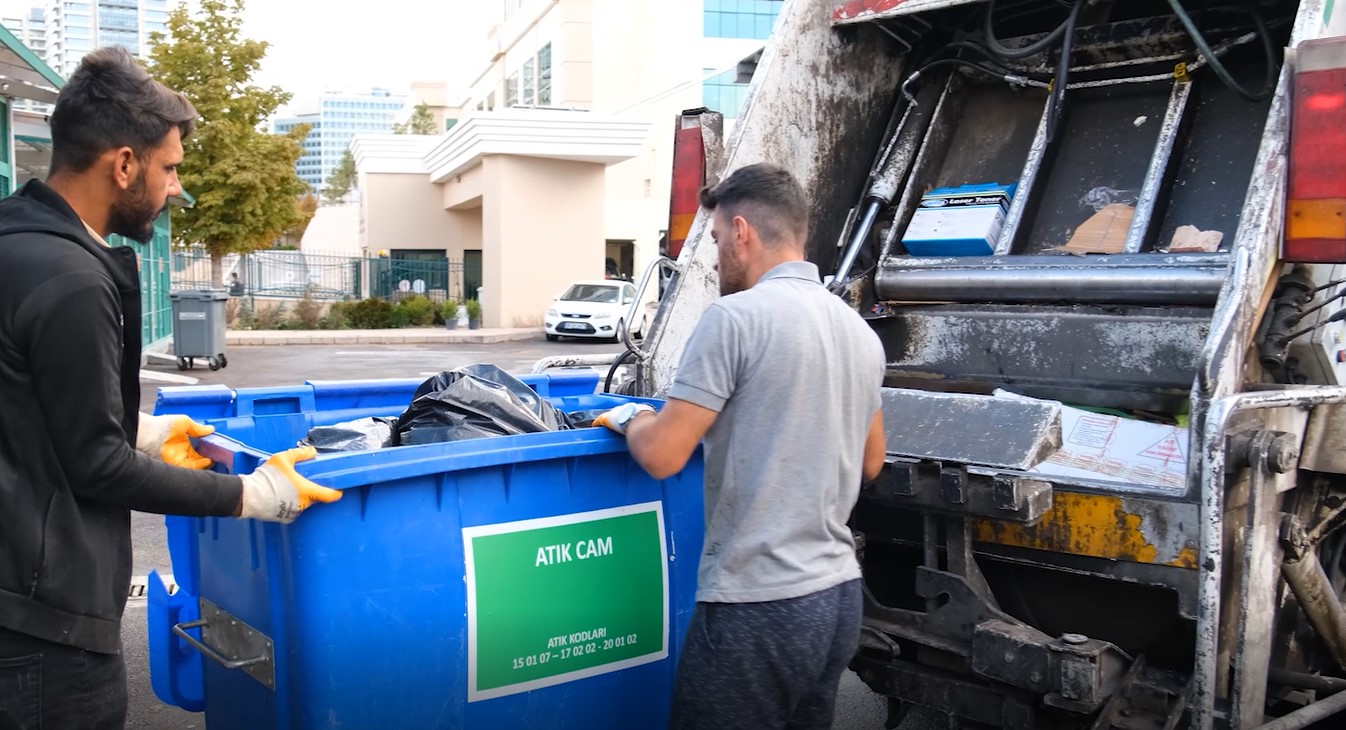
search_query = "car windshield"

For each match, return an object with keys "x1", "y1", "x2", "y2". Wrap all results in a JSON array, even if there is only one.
[{"x1": 561, "y1": 284, "x2": 620, "y2": 303}]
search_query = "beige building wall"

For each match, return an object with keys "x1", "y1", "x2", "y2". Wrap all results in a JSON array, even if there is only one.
[
  {"x1": 360, "y1": 172, "x2": 453, "y2": 255},
  {"x1": 481, "y1": 155, "x2": 607, "y2": 328}
]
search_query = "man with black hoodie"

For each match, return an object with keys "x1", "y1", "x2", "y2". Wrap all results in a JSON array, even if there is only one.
[{"x1": 0, "y1": 47, "x2": 343, "y2": 729}]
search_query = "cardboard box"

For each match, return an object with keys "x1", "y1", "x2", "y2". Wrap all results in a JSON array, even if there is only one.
[{"x1": 995, "y1": 390, "x2": 1188, "y2": 491}]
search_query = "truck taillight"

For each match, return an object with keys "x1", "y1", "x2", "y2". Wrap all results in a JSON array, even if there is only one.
[
  {"x1": 668, "y1": 110, "x2": 715, "y2": 261},
  {"x1": 1285, "y1": 36, "x2": 1346, "y2": 263}
]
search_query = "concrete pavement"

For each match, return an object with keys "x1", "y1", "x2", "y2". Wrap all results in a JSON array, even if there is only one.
[{"x1": 224, "y1": 326, "x2": 544, "y2": 346}]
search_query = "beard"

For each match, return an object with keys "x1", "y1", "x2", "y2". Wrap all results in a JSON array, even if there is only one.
[
  {"x1": 107, "y1": 173, "x2": 166, "y2": 244},
  {"x1": 718, "y1": 252, "x2": 747, "y2": 297}
]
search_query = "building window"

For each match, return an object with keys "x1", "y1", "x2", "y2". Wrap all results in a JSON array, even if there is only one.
[
  {"x1": 506, "y1": 72, "x2": 519, "y2": 107},
  {"x1": 522, "y1": 58, "x2": 535, "y2": 107},
  {"x1": 538, "y1": 43, "x2": 552, "y2": 106},
  {"x1": 702, "y1": 69, "x2": 750, "y2": 118},
  {"x1": 704, "y1": 0, "x2": 782, "y2": 40}
]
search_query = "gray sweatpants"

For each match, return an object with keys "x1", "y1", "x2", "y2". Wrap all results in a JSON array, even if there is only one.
[{"x1": 669, "y1": 579, "x2": 863, "y2": 730}]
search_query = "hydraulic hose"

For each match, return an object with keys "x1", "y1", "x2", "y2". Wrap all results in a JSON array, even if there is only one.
[
  {"x1": 604, "y1": 348, "x2": 638, "y2": 394},
  {"x1": 1164, "y1": 0, "x2": 1277, "y2": 101},
  {"x1": 984, "y1": 0, "x2": 1077, "y2": 59}
]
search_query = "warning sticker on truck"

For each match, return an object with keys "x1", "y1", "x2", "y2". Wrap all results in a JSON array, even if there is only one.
[{"x1": 463, "y1": 502, "x2": 669, "y2": 702}]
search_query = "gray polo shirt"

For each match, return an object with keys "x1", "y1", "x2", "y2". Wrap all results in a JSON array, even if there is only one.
[{"x1": 667, "y1": 261, "x2": 886, "y2": 604}]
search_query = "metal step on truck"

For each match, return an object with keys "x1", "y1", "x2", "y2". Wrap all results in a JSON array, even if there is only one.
[{"x1": 536, "y1": 0, "x2": 1346, "y2": 727}]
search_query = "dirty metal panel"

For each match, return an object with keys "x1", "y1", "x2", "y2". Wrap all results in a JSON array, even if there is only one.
[
  {"x1": 832, "y1": 0, "x2": 987, "y2": 25},
  {"x1": 1156, "y1": 70, "x2": 1274, "y2": 253},
  {"x1": 880, "y1": 388, "x2": 1062, "y2": 469},
  {"x1": 873, "y1": 304, "x2": 1209, "y2": 412},
  {"x1": 1301, "y1": 402, "x2": 1346, "y2": 474},
  {"x1": 933, "y1": 82, "x2": 1048, "y2": 191},
  {"x1": 646, "y1": 0, "x2": 906, "y2": 395},
  {"x1": 1024, "y1": 85, "x2": 1173, "y2": 254},
  {"x1": 974, "y1": 492, "x2": 1201, "y2": 569}
]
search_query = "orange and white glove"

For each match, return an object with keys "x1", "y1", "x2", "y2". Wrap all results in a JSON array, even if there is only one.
[
  {"x1": 594, "y1": 402, "x2": 656, "y2": 436},
  {"x1": 238, "y1": 446, "x2": 343, "y2": 523},
  {"x1": 137, "y1": 413, "x2": 215, "y2": 470}
]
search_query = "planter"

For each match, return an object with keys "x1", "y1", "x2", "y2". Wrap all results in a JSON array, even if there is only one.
[
  {"x1": 444, "y1": 319, "x2": 459, "y2": 330},
  {"x1": 468, "y1": 318, "x2": 482, "y2": 330}
]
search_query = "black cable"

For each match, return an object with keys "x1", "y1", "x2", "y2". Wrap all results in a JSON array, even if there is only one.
[
  {"x1": 984, "y1": 0, "x2": 1077, "y2": 60},
  {"x1": 1045, "y1": 0, "x2": 1082, "y2": 142},
  {"x1": 900, "y1": 57, "x2": 1028, "y2": 104},
  {"x1": 1164, "y1": 0, "x2": 1277, "y2": 102},
  {"x1": 604, "y1": 349, "x2": 638, "y2": 394}
]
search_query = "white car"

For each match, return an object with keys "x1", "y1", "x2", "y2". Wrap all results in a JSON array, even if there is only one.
[{"x1": 544, "y1": 280, "x2": 644, "y2": 342}]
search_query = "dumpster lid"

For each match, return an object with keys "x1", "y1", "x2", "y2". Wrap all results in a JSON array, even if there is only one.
[{"x1": 170, "y1": 289, "x2": 230, "y2": 301}]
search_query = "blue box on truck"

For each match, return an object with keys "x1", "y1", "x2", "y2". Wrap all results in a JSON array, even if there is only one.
[{"x1": 146, "y1": 373, "x2": 706, "y2": 730}]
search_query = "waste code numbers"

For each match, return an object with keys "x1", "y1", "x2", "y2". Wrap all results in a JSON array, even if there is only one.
[{"x1": 463, "y1": 502, "x2": 669, "y2": 701}]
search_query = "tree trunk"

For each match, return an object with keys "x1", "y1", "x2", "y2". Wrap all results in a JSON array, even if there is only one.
[{"x1": 210, "y1": 251, "x2": 224, "y2": 289}]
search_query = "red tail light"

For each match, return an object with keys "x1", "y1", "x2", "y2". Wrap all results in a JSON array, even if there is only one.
[
  {"x1": 668, "y1": 111, "x2": 711, "y2": 261},
  {"x1": 1284, "y1": 35, "x2": 1346, "y2": 263}
]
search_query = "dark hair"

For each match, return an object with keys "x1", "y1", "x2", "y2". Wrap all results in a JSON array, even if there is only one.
[
  {"x1": 49, "y1": 46, "x2": 197, "y2": 174},
  {"x1": 698, "y1": 163, "x2": 808, "y2": 247}
]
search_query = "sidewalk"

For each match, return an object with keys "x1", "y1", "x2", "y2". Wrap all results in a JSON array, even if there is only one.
[{"x1": 225, "y1": 327, "x2": 543, "y2": 346}]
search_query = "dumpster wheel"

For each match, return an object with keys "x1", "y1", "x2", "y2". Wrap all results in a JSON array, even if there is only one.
[
  {"x1": 208, "y1": 356, "x2": 223, "y2": 371},
  {"x1": 177, "y1": 357, "x2": 191, "y2": 371}
]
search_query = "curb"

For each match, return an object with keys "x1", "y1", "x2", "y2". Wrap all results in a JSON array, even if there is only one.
[{"x1": 224, "y1": 329, "x2": 544, "y2": 347}]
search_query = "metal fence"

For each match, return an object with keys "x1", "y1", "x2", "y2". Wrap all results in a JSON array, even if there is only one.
[{"x1": 171, "y1": 247, "x2": 466, "y2": 302}]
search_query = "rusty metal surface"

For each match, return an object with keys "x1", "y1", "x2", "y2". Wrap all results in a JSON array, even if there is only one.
[
  {"x1": 974, "y1": 492, "x2": 1201, "y2": 569},
  {"x1": 832, "y1": 0, "x2": 988, "y2": 25},
  {"x1": 880, "y1": 388, "x2": 1062, "y2": 469}
]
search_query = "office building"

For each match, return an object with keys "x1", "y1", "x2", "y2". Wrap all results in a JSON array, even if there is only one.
[
  {"x1": 40, "y1": 0, "x2": 170, "y2": 78},
  {"x1": 274, "y1": 88, "x2": 407, "y2": 192},
  {"x1": 351, "y1": 0, "x2": 782, "y2": 328}
]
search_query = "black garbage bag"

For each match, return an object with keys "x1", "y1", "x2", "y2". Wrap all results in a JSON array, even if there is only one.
[
  {"x1": 301, "y1": 417, "x2": 398, "y2": 453},
  {"x1": 396, "y1": 364, "x2": 573, "y2": 446}
]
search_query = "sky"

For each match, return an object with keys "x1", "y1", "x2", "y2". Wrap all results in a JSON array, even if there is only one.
[{"x1": 1, "y1": 0, "x2": 499, "y2": 114}]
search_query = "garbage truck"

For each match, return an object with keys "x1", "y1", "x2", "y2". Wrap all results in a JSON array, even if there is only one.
[{"x1": 537, "y1": 0, "x2": 1346, "y2": 727}]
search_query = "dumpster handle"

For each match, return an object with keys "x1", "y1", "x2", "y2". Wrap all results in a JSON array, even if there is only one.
[
  {"x1": 173, "y1": 619, "x2": 269, "y2": 671},
  {"x1": 172, "y1": 599, "x2": 276, "y2": 690}
]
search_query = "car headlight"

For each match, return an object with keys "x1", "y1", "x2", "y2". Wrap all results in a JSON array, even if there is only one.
[{"x1": 547, "y1": 309, "x2": 558, "y2": 317}]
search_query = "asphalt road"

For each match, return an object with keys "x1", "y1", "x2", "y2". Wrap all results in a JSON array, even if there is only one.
[{"x1": 126, "y1": 339, "x2": 890, "y2": 729}]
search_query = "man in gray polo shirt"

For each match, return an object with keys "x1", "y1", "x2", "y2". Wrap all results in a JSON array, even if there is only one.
[{"x1": 596, "y1": 163, "x2": 887, "y2": 729}]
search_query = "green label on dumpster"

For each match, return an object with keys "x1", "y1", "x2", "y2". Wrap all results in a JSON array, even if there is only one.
[{"x1": 463, "y1": 501, "x2": 669, "y2": 702}]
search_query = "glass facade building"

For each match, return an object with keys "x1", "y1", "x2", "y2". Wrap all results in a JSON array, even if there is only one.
[
  {"x1": 701, "y1": 0, "x2": 782, "y2": 118},
  {"x1": 273, "y1": 90, "x2": 407, "y2": 192}
]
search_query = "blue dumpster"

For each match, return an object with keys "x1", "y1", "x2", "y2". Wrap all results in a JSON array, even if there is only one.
[{"x1": 146, "y1": 374, "x2": 705, "y2": 730}]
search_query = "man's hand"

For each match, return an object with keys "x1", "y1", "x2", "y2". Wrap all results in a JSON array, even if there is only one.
[
  {"x1": 238, "y1": 446, "x2": 343, "y2": 523},
  {"x1": 137, "y1": 413, "x2": 215, "y2": 470},
  {"x1": 594, "y1": 402, "x2": 657, "y2": 436}
]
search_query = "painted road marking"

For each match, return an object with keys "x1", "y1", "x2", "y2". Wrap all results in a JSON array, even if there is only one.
[{"x1": 126, "y1": 574, "x2": 177, "y2": 601}]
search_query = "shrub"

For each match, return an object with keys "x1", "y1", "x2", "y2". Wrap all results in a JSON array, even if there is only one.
[
  {"x1": 293, "y1": 292, "x2": 324, "y2": 330},
  {"x1": 466, "y1": 298, "x2": 482, "y2": 321},
  {"x1": 254, "y1": 302, "x2": 288, "y2": 330},
  {"x1": 396, "y1": 295, "x2": 437, "y2": 327},
  {"x1": 441, "y1": 299, "x2": 460, "y2": 322},
  {"x1": 347, "y1": 298, "x2": 395, "y2": 329},
  {"x1": 320, "y1": 300, "x2": 354, "y2": 330},
  {"x1": 232, "y1": 297, "x2": 256, "y2": 330}
]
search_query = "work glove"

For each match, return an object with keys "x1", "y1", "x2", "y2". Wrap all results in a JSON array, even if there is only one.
[
  {"x1": 238, "y1": 446, "x2": 343, "y2": 523},
  {"x1": 137, "y1": 413, "x2": 215, "y2": 470},
  {"x1": 594, "y1": 402, "x2": 656, "y2": 436}
]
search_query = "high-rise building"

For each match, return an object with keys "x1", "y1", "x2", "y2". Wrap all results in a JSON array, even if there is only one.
[
  {"x1": 273, "y1": 89, "x2": 407, "y2": 192},
  {"x1": 41, "y1": 0, "x2": 169, "y2": 78},
  {"x1": 1, "y1": 7, "x2": 49, "y2": 111},
  {"x1": 2, "y1": 7, "x2": 47, "y2": 58}
]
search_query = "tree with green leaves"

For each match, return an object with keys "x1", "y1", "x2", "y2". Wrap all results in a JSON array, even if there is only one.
[
  {"x1": 146, "y1": 0, "x2": 309, "y2": 286},
  {"x1": 322, "y1": 149, "x2": 357, "y2": 206},
  {"x1": 393, "y1": 102, "x2": 438, "y2": 135}
]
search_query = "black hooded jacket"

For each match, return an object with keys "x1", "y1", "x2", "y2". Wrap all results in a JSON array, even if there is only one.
[{"x1": 0, "y1": 179, "x2": 242, "y2": 653}]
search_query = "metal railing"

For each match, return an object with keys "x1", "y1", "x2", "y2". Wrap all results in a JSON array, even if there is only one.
[{"x1": 170, "y1": 247, "x2": 465, "y2": 302}]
